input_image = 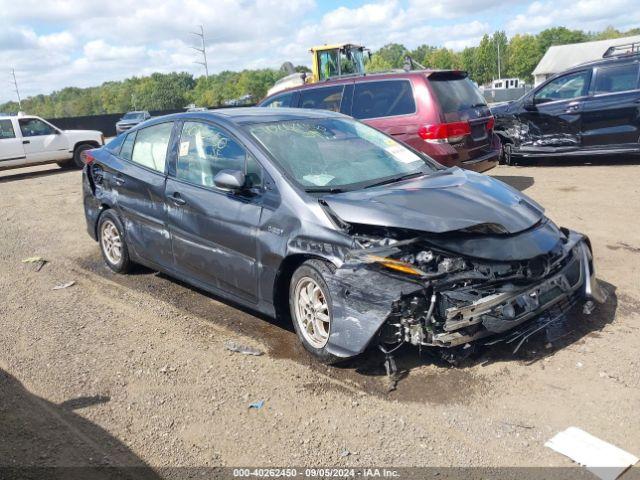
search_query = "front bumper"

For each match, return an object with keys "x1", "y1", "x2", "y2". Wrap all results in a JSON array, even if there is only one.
[{"x1": 323, "y1": 231, "x2": 604, "y2": 358}]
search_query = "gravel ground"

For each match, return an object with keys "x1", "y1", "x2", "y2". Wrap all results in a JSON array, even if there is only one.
[{"x1": 0, "y1": 159, "x2": 639, "y2": 475}]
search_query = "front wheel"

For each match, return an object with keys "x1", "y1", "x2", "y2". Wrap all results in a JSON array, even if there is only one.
[
  {"x1": 289, "y1": 260, "x2": 341, "y2": 364},
  {"x1": 502, "y1": 143, "x2": 515, "y2": 166}
]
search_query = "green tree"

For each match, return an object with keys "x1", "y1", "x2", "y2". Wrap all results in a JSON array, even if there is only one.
[
  {"x1": 507, "y1": 34, "x2": 540, "y2": 81},
  {"x1": 366, "y1": 43, "x2": 408, "y2": 72}
]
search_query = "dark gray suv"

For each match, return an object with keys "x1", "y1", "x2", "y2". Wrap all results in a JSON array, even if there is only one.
[{"x1": 82, "y1": 108, "x2": 604, "y2": 364}]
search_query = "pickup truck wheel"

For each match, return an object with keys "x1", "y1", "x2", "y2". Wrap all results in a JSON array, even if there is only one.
[
  {"x1": 289, "y1": 260, "x2": 342, "y2": 365},
  {"x1": 72, "y1": 143, "x2": 94, "y2": 169}
]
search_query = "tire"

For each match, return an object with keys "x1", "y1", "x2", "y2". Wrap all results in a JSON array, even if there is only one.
[
  {"x1": 98, "y1": 210, "x2": 132, "y2": 274},
  {"x1": 502, "y1": 143, "x2": 515, "y2": 166},
  {"x1": 71, "y1": 143, "x2": 95, "y2": 169},
  {"x1": 289, "y1": 259, "x2": 342, "y2": 365}
]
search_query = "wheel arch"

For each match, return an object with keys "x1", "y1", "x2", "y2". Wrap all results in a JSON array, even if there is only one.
[{"x1": 272, "y1": 253, "x2": 336, "y2": 322}]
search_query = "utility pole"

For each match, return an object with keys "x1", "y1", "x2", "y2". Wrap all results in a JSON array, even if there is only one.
[
  {"x1": 190, "y1": 25, "x2": 209, "y2": 78},
  {"x1": 11, "y1": 69, "x2": 22, "y2": 110},
  {"x1": 496, "y1": 41, "x2": 502, "y2": 80}
]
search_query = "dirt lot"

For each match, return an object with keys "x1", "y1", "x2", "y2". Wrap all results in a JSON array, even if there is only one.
[{"x1": 1, "y1": 159, "x2": 639, "y2": 475}]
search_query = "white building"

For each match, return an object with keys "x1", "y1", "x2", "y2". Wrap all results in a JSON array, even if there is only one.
[{"x1": 532, "y1": 35, "x2": 640, "y2": 86}]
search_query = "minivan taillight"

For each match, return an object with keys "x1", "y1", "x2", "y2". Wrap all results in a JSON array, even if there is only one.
[
  {"x1": 486, "y1": 116, "x2": 495, "y2": 131},
  {"x1": 418, "y1": 121, "x2": 471, "y2": 143},
  {"x1": 81, "y1": 150, "x2": 95, "y2": 165}
]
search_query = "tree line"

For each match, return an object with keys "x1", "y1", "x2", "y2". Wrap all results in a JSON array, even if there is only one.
[{"x1": 2, "y1": 26, "x2": 639, "y2": 118}]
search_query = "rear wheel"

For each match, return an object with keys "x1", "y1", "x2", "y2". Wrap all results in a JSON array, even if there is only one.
[
  {"x1": 98, "y1": 210, "x2": 132, "y2": 273},
  {"x1": 289, "y1": 260, "x2": 341, "y2": 364}
]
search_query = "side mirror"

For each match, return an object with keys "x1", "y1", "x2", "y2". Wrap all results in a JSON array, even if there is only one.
[
  {"x1": 523, "y1": 96, "x2": 536, "y2": 111},
  {"x1": 214, "y1": 169, "x2": 245, "y2": 190}
]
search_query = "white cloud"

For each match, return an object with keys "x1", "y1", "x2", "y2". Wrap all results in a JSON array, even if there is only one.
[
  {"x1": 506, "y1": 0, "x2": 640, "y2": 34},
  {"x1": 0, "y1": 0, "x2": 638, "y2": 103}
]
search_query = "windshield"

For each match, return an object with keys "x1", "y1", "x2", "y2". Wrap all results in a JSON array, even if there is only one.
[
  {"x1": 248, "y1": 118, "x2": 436, "y2": 191},
  {"x1": 122, "y1": 112, "x2": 145, "y2": 120}
]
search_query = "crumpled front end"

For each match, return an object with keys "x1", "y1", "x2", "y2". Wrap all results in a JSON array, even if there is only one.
[{"x1": 322, "y1": 223, "x2": 605, "y2": 359}]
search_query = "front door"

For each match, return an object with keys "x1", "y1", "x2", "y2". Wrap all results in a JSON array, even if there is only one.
[
  {"x1": 517, "y1": 70, "x2": 591, "y2": 152},
  {"x1": 18, "y1": 118, "x2": 69, "y2": 163},
  {"x1": 165, "y1": 120, "x2": 264, "y2": 302},
  {"x1": 110, "y1": 122, "x2": 175, "y2": 269},
  {"x1": 581, "y1": 62, "x2": 640, "y2": 149},
  {"x1": 0, "y1": 119, "x2": 26, "y2": 167}
]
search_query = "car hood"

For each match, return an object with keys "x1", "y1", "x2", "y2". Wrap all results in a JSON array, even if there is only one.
[{"x1": 321, "y1": 168, "x2": 544, "y2": 235}]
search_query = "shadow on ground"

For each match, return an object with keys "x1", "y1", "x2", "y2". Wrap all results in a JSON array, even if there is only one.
[
  {"x1": 0, "y1": 166, "x2": 72, "y2": 184},
  {"x1": 76, "y1": 253, "x2": 620, "y2": 404},
  {"x1": 491, "y1": 175, "x2": 535, "y2": 191},
  {"x1": 0, "y1": 369, "x2": 160, "y2": 479},
  {"x1": 511, "y1": 154, "x2": 640, "y2": 168}
]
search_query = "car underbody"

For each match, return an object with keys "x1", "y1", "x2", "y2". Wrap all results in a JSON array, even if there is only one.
[{"x1": 317, "y1": 220, "x2": 606, "y2": 362}]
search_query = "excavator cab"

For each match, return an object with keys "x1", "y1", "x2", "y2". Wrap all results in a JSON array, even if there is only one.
[
  {"x1": 266, "y1": 43, "x2": 369, "y2": 97},
  {"x1": 311, "y1": 44, "x2": 367, "y2": 82}
]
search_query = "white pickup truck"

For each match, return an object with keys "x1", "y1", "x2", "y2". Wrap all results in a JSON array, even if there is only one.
[{"x1": 0, "y1": 114, "x2": 104, "y2": 171}]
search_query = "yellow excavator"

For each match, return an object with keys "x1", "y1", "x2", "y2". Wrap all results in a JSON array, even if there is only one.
[{"x1": 267, "y1": 43, "x2": 369, "y2": 97}]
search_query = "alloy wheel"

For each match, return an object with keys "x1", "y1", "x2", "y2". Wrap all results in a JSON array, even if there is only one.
[
  {"x1": 101, "y1": 220, "x2": 123, "y2": 265},
  {"x1": 293, "y1": 277, "x2": 331, "y2": 348}
]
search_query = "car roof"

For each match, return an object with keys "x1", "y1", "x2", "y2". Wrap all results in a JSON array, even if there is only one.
[
  {"x1": 568, "y1": 53, "x2": 640, "y2": 73},
  {"x1": 262, "y1": 69, "x2": 466, "y2": 100},
  {"x1": 150, "y1": 107, "x2": 347, "y2": 126}
]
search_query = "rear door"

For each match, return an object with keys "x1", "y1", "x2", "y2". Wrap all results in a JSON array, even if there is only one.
[
  {"x1": 427, "y1": 73, "x2": 494, "y2": 162},
  {"x1": 581, "y1": 61, "x2": 640, "y2": 149},
  {"x1": 165, "y1": 120, "x2": 264, "y2": 302},
  {"x1": 349, "y1": 79, "x2": 418, "y2": 143},
  {"x1": 518, "y1": 70, "x2": 591, "y2": 152},
  {"x1": 17, "y1": 118, "x2": 69, "y2": 163},
  {"x1": 108, "y1": 122, "x2": 175, "y2": 269},
  {"x1": 0, "y1": 119, "x2": 26, "y2": 167}
]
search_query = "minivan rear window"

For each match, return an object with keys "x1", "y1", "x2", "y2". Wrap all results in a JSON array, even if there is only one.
[
  {"x1": 352, "y1": 80, "x2": 416, "y2": 119},
  {"x1": 428, "y1": 74, "x2": 486, "y2": 114}
]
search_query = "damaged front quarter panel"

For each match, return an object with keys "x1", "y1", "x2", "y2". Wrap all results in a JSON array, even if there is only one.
[{"x1": 321, "y1": 222, "x2": 606, "y2": 359}]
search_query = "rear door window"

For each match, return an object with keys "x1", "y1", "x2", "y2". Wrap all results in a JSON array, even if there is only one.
[
  {"x1": 299, "y1": 86, "x2": 344, "y2": 112},
  {"x1": 429, "y1": 75, "x2": 487, "y2": 113},
  {"x1": 261, "y1": 92, "x2": 294, "y2": 108},
  {"x1": 0, "y1": 120, "x2": 16, "y2": 139},
  {"x1": 351, "y1": 80, "x2": 416, "y2": 120},
  {"x1": 130, "y1": 122, "x2": 173, "y2": 173},
  {"x1": 119, "y1": 131, "x2": 137, "y2": 161},
  {"x1": 593, "y1": 63, "x2": 640, "y2": 94}
]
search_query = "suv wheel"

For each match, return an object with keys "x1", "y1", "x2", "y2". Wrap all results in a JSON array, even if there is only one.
[
  {"x1": 502, "y1": 143, "x2": 514, "y2": 166},
  {"x1": 289, "y1": 260, "x2": 341, "y2": 364}
]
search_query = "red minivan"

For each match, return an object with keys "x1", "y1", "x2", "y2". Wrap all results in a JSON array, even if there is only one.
[{"x1": 258, "y1": 70, "x2": 500, "y2": 172}]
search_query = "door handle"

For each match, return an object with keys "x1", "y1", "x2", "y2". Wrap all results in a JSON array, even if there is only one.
[
  {"x1": 114, "y1": 174, "x2": 125, "y2": 186},
  {"x1": 564, "y1": 104, "x2": 580, "y2": 113},
  {"x1": 168, "y1": 192, "x2": 187, "y2": 206},
  {"x1": 22, "y1": 140, "x2": 30, "y2": 145}
]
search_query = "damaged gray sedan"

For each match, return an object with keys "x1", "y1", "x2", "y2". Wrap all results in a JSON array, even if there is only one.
[{"x1": 82, "y1": 108, "x2": 605, "y2": 365}]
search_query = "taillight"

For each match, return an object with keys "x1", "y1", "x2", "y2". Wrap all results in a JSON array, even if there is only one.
[
  {"x1": 418, "y1": 121, "x2": 471, "y2": 143},
  {"x1": 81, "y1": 150, "x2": 95, "y2": 165},
  {"x1": 486, "y1": 116, "x2": 495, "y2": 131}
]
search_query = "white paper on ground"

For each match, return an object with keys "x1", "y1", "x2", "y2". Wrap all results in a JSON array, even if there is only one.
[{"x1": 545, "y1": 427, "x2": 639, "y2": 480}]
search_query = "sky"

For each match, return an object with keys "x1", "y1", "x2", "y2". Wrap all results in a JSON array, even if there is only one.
[{"x1": 2, "y1": 0, "x2": 640, "y2": 103}]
